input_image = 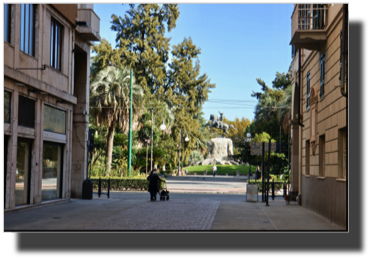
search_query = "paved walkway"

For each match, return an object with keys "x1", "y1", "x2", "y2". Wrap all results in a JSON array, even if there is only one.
[{"x1": 4, "y1": 193, "x2": 344, "y2": 231}]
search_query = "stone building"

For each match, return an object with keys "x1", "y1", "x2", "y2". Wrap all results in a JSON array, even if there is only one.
[
  {"x1": 4, "y1": 4, "x2": 100, "y2": 210},
  {"x1": 289, "y1": 4, "x2": 348, "y2": 227}
]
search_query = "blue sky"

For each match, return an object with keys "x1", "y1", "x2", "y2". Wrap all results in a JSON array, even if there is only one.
[{"x1": 93, "y1": 4, "x2": 294, "y2": 122}]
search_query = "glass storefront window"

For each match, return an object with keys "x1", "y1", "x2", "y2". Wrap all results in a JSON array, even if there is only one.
[
  {"x1": 42, "y1": 142, "x2": 63, "y2": 201},
  {"x1": 44, "y1": 105, "x2": 66, "y2": 134},
  {"x1": 16, "y1": 139, "x2": 31, "y2": 206}
]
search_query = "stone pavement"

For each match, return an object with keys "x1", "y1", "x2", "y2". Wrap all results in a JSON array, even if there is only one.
[
  {"x1": 85, "y1": 199, "x2": 220, "y2": 230},
  {"x1": 4, "y1": 193, "x2": 345, "y2": 231},
  {"x1": 165, "y1": 175, "x2": 248, "y2": 194}
]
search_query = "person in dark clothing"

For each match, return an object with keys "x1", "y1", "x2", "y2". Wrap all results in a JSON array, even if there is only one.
[{"x1": 147, "y1": 169, "x2": 164, "y2": 201}]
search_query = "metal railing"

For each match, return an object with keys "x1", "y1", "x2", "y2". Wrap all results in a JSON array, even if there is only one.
[
  {"x1": 298, "y1": 4, "x2": 328, "y2": 30},
  {"x1": 292, "y1": 4, "x2": 328, "y2": 38},
  {"x1": 93, "y1": 177, "x2": 110, "y2": 198}
]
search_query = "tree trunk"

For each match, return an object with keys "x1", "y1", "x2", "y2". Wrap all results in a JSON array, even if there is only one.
[{"x1": 105, "y1": 120, "x2": 117, "y2": 177}]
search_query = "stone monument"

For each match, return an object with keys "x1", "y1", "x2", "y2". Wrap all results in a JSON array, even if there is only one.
[{"x1": 192, "y1": 112, "x2": 239, "y2": 166}]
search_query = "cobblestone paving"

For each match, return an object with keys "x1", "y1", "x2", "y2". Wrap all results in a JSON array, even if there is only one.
[{"x1": 85, "y1": 199, "x2": 220, "y2": 230}]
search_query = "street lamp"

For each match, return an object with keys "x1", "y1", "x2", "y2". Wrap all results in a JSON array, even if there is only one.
[
  {"x1": 246, "y1": 132, "x2": 251, "y2": 179},
  {"x1": 150, "y1": 111, "x2": 167, "y2": 171},
  {"x1": 160, "y1": 121, "x2": 166, "y2": 131},
  {"x1": 178, "y1": 129, "x2": 189, "y2": 175},
  {"x1": 145, "y1": 139, "x2": 150, "y2": 174}
]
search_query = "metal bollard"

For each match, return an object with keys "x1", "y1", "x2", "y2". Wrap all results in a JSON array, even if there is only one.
[
  {"x1": 98, "y1": 177, "x2": 101, "y2": 198},
  {"x1": 283, "y1": 183, "x2": 287, "y2": 197},
  {"x1": 107, "y1": 178, "x2": 110, "y2": 198},
  {"x1": 272, "y1": 182, "x2": 275, "y2": 200}
]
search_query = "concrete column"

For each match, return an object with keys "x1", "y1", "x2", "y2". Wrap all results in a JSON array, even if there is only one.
[
  {"x1": 5, "y1": 135, "x2": 12, "y2": 210},
  {"x1": 8, "y1": 87, "x2": 19, "y2": 209},
  {"x1": 290, "y1": 121, "x2": 299, "y2": 200},
  {"x1": 71, "y1": 47, "x2": 89, "y2": 198}
]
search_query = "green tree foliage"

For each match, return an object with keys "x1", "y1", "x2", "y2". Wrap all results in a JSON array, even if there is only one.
[
  {"x1": 248, "y1": 68, "x2": 292, "y2": 142},
  {"x1": 272, "y1": 69, "x2": 292, "y2": 90},
  {"x1": 91, "y1": 5, "x2": 215, "y2": 174},
  {"x1": 110, "y1": 4, "x2": 180, "y2": 94}
]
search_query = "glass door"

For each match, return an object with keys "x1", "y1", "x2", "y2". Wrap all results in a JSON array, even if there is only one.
[
  {"x1": 15, "y1": 138, "x2": 32, "y2": 206},
  {"x1": 42, "y1": 142, "x2": 63, "y2": 201}
]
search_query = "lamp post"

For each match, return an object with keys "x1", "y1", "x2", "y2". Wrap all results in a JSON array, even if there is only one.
[
  {"x1": 150, "y1": 109, "x2": 154, "y2": 171},
  {"x1": 178, "y1": 129, "x2": 189, "y2": 175},
  {"x1": 108, "y1": 62, "x2": 133, "y2": 176},
  {"x1": 246, "y1": 132, "x2": 251, "y2": 181},
  {"x1": 145, "y1": 139, "x2": 150, "y2": 174},
  {"x1": 160, "y1": 121, "x2": 166, "y2": 171},
  {"x1": 149, "y1": 111, "x2": 167, "y2": 172},
  {"x1": 128, "y1": 69, "x2": 133, "y2": 176}
]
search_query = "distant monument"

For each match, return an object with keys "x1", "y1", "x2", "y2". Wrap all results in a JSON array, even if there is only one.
[
  {"x1": 207, "y1": 111, "x2": 235, "y2": 134},
  {"x1": 192, "y1": 112, "x2": 239, "y2": 166}
]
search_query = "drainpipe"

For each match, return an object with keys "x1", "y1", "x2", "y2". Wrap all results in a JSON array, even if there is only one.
[
  {"x1": 298, "y1": 48, "x2": 305, "y2": 128},
  {"x1": 341, "y1": 4, "x2": 348, "y2": 98}
]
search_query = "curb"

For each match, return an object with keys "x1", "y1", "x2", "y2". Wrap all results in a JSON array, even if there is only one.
[
  {"x1": 168, "y1": 190, "x2": 245, "y2": 195},
  {"x1": 4, "y1": 198, "x2": 71, "y2": 214}
]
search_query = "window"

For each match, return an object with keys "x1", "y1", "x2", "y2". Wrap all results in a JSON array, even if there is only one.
[
  {"x1": 4, "y1": 91, "x2": 11, "y2": 123},
  {"x1": 18, "y1": 96, "x2": 35, "y2": 128},
  {"x1": 44, "y1": 105, "x2": 66, "y2": 134},
  {"x1": 319, "y1": 135, "x2": 325, "y2": 176},
  {"x1": 306, "y1": 71, "x2": 310, "y2": 110},
  {"x1": 4, "y1": 4, "x2": 12, "y2": 44},
  {"x1": 50, "y1": 17, "x2": 63, "y2": 71},
  {"x1": 306, "y1": 140, "x2": 310, "y2": 175},
  {"x1": 19, "y1": 4, "x2": 35, "y2": 56},
  {"x1": 320, "y1": 53, "x2": 325, "y2": 99},
  {"x1": 291, "y1": 45, "x2": 296, "y2": 58},
  {"x1": 42, "y1": 142, "x2": 63, "y2": 201}
]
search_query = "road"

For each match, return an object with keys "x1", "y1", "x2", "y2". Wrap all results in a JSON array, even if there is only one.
[{"x1": 164, "y1": 175, "x2": 249, "y2": 194}]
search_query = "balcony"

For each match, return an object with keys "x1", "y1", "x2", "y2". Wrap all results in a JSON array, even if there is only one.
[
  {"x1": 290, "y1": 4, "x2": 328, "y2": 51},
  {"x1": 76, "y1": 9, "x2": 101, "y2": 41}
]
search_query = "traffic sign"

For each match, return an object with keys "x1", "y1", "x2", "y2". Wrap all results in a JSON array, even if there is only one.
[
  {"x1": 264, "y1": 142, "x2": 276, "y2": 151},
  {"x1": 250, "y1": 142, "x2": 262, "y2": 155}
]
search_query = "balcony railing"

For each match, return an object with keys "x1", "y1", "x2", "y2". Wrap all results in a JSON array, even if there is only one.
[
  {"x1": 290, "y1": 4, "x2": 328, "y2": 50},
  {"x1": 298, "y1": 4, "x2": 328, "y2": 30}
]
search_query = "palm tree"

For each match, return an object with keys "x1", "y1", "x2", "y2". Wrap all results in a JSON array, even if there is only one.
[
  {"x1": 277, "y1": 85, "x2": 292, "y2": 122},
  {"x1": 90, "y1": 66, "x2": 144, "y2": 176}
]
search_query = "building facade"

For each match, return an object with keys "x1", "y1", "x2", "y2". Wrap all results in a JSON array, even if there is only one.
[
  {"x1": 4, "y1": 4, "x2": 100, "y2": 210},
  {"x1": 289, "y1": 4, "x2": 348, "y2": 227}
]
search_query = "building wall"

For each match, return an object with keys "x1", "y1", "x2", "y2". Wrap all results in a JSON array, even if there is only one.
[
  {"x1": 4, "y1": 4, "x2": 99, "y2": 210},
  {"x1": 290, "y1": 4, "x2": 347, "y2": 228}
]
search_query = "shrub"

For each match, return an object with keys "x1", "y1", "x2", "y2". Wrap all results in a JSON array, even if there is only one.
[
  {"x1": 188, "y1": 150, "x2": 204, "y2": 165},
  {"x1": 91, "y1": 177, "x2": 166, "y2": 191},
  {"x1": 247, "y1": 179, "x2": 288, "y2": 192}
]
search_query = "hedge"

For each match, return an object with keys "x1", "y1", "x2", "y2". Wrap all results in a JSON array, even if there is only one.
[
  {"x1": 247, "y1": 180, "x2": 288, "y2": 192},
  {"x1": 91, "y1": 177, "x2": 166, "y2": 191}
]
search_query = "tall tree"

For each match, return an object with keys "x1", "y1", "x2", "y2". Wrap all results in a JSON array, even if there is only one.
[
  {"x1": 110, "y1": 4, "x2": 180, "y2": 94},
  {"x1": 249, "y1": 68, "x2": 292, "y2": 142},
  {"x1": 90, "y1": 66, "x2": 144, "y2": 176}
]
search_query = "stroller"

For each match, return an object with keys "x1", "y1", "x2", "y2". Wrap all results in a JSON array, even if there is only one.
[{"x1": 158, "y1": 179, "x2": 170, "y2": 201}]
